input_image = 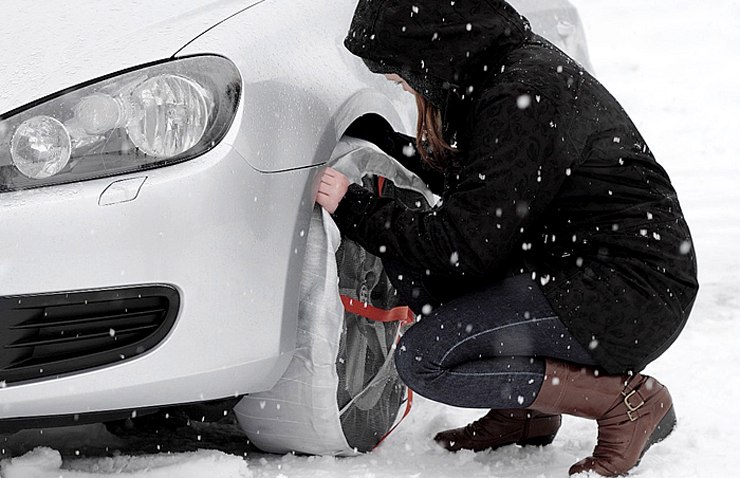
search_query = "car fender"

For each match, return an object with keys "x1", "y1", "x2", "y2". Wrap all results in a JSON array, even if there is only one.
[{"x1": 177, "y1": 0, "x2": 415, "y2": 174}]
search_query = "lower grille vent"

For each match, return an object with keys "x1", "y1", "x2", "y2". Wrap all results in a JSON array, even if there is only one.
[{"x1": 1, "y1": 285, "x2": 179, "y2": 384}]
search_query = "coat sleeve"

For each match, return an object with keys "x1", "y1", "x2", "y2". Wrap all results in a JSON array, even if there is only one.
[
  {"x1": 344, "y1": 116, "x2": 445, "y2": 194},
  {"x1": 332, "y1": 86, "x2": 569, "y2": 277}
]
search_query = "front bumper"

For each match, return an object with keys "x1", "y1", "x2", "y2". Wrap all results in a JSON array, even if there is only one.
[{"x1": 0, "y1": 142, "x2": 313, "y2": 420}]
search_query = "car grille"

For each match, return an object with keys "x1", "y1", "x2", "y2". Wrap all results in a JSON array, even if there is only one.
[{"x1": 0, "y1": 285, "x2": 179, "y2": 384}]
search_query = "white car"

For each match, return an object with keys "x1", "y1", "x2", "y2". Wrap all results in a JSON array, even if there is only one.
[{"x1": 0, "y1": 0, "x2": 591, "y2": 432}]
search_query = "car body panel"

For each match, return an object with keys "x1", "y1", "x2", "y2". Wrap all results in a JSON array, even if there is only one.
[
  {"x1": 0, "y1": 141, "x2": 310, "y2": 417},
  {"x1": 0, "y1": 0, "x2": 263, "y2": 115},
  {"x1": 177, "y1": 0, "x2": 414, "y2": 173}
]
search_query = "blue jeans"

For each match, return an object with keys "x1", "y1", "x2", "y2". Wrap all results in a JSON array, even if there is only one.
[{"x1": 392, "y1": 273, "x2": 598, "y2": 409}]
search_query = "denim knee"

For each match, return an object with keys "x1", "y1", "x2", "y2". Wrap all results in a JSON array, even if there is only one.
[
  {"x1": 394, "y1": 325, "x2": 441, "y2": 396},
  {"x1": 394, "y1": 327, "x2": 545, "y2": 408}
]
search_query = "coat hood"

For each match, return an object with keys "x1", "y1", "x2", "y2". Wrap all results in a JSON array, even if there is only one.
[{"x1": 344, "y1": 0, "x2": 531, "y2": 106}]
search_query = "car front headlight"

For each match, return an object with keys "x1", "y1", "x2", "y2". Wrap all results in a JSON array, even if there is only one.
[{"x1": 0, "y1": 55, "x2": 241, "y2": 192}]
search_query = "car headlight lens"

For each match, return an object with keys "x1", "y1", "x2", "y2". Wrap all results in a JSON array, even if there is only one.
[
  {"x1": 0, "y1": 55, "x2": 241, "y2": 192},
  {"x1": 128, "y1": 74, "x2": 209, "y2": 158},
  {"x1": 11, "y1": 116, "x2": 72, "y2": 179}
]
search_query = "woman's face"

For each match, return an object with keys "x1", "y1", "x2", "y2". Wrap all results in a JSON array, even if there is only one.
[{"x1": 384, "y1": 73, "x2": 416, "y2": 94}]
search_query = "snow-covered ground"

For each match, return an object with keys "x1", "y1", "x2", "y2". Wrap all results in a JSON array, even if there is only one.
[{"x1": 2, "y1": 0, "x2": 739, "y2": 476}]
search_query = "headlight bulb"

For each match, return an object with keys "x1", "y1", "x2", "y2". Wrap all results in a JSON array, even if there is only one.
[
  {"x1": 10, "y1": 115, "x2": 72, "y2": 179},
  {"x1": 73, "y1": 93, "x2": 127, "y2": 134},
  {"x1": 127, "y1": 74, "x2": 210, "y2": 158}
]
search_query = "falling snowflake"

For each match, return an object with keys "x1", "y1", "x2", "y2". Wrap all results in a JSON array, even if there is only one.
[
  {"x1": 680, "y1": 241, "x2": 692, "y2": 254},
  {"x1": 449, "y1": 251, "x2": 459, "y2": 265},
  {"x1": 517, "y1": 94, "x2": 532, "y2": 109}
]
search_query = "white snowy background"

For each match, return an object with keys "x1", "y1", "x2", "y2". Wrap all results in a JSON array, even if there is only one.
[{"x1": 2, "y1": 0, "x2": 739, "y2": 476}]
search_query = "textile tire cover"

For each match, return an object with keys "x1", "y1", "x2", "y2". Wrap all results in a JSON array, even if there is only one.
[{"x1": 234, "y1": 138, "x2": 433, "y2": 456}]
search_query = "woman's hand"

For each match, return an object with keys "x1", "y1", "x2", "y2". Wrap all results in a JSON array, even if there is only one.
[{"x1": 315, "y1": 167, "x2": 350, "y2": 214}]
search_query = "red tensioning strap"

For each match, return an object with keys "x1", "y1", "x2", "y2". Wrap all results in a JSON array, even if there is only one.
[
  {"x1": 377, "y1": 176, "x2": 386, "y2": 198},
  {"x1": 340, "y1": 295, "x2": 415, "y2": 326},
  {"x1": 373, "y1": 389, "x2": 414, "y2": 450}
]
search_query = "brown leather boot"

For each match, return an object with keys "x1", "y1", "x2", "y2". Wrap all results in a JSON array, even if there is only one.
[
  {"x1": 433, "y1": 409, "x2": 562, "y2": 452},
  {"x1": 531, "y1": 359, "x2": 676, "y2": 476}
]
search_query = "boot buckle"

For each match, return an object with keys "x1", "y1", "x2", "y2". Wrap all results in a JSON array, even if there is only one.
[{"x1": 622, "y1": 390, "x2": 645, "y2": 422}]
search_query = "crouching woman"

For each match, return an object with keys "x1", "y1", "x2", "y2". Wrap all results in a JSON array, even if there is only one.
[{"x1": 315, "y1": 1, "x2": 698, "y2": 475}]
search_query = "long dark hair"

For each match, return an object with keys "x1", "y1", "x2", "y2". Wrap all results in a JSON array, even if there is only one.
[{"x1": 415, "y1": 94, "x2": 455, "y2": 171}]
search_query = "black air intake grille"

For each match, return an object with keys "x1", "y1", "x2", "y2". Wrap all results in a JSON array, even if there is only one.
[{"x1": 1, "y1": 285, "x2": 179, "y2": 384}]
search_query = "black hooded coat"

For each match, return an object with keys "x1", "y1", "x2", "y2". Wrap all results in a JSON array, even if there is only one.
[{"x1": 333, "y1": 0, "x2": 698, "y2": 374}]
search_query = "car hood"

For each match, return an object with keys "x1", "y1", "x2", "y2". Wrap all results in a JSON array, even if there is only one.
[{"x1": 0, "y1": 0, "x2": 262, "y2": 115}]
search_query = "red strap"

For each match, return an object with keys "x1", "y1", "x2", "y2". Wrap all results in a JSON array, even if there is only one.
[
  {"x1": 340, "y1": 295, "x2": 415, "y2": 326},
  {"x1": 373, "y1": 389, "x2": 413, "y2": 450},
  {"x1": 377, "y1": 176, "x2": 386, "y2": 198}
]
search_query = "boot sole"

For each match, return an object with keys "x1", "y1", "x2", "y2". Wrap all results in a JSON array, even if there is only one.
[
  {"x1": 436, "y1": 432, "x2": 557, "y2": 452},
  {"x1": 516, "y1": 434, "x2": 558, "y2": 447},
  {"x1": 637, "y1": 405, "x2": 677, "y2": 465}
]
